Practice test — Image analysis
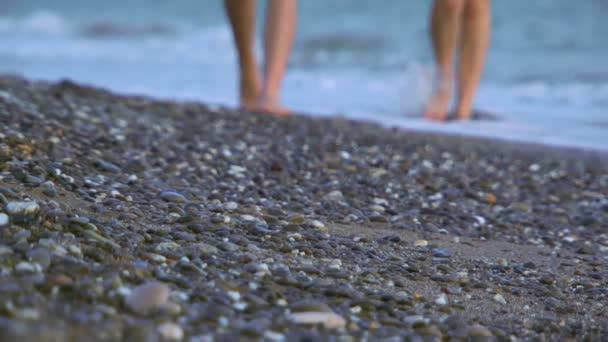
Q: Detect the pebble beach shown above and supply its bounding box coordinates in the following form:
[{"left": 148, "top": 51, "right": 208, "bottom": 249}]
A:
[{"left": 0, "top": 75, "right": 607, "bottom": 341}]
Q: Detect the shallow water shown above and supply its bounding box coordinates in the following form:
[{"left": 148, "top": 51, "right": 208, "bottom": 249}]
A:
[{"left": 1, "top": 0, "right": 607, "bottom": 150}]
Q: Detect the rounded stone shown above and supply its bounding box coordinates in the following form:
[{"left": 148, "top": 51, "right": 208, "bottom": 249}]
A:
[
  {"left": 0, "top": 213, "right": 8, "bottom": 227},
  {"left": 160, "top": 191, "right": 187, "bottom": 203},
  {"left": 125, "top": 282, "right": 170, "bottom": 314},
  {"left": 287, "top": 312, "right": 346, "bottom": 329},
  {"left": 157, "top": 322, "right": 183, "bottom": 340},
  {"left": 468, "top": 324, "right": 494, "bottom": 338},
  {"left": 6, "top": 201, "right": 40, "bottom": 224}
]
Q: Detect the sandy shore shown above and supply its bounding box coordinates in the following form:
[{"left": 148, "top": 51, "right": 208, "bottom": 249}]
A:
[{"left": 0, "top": 75, "right": 607, "bottom": 340}]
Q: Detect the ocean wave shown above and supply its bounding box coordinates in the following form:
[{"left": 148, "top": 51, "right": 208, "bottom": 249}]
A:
[
  {"left": 79, "top": 22, "right": 177, "bottom": 39},
  {"left": 0, "top": 10, "right": 69, "bottom": 35}
]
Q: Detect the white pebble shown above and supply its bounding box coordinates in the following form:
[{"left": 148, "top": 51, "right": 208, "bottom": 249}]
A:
[
  {"left": 15, "top": 261, "right": 38, "bottom": 273},
  {"left": 287, "top": 312, "right": 346, "bottom": 329},
  {"left": 414, "top": 240, "right": 428, "bottom": 247},
  {"left": 157, "top": 322, "right": 183, "bottom": 340},
  {"left": 0, "top": 213, "right": 9, "bottom": 226},
  {"left": 264, "top": 331, "right": 286, "bottom": 342},
  {"left": 435, "top": 294, "right": 448, "bottom": 306},
  {"left": 226, "top": 290, "right": 241, "bottom": 302},
  {"left": 310, "top": 220, "right": 325, "bottom": 229},
  {"left": 125, "top": 282, "right": 170, "bottom": 314},
  {"left": 224, "top": 201, "right": 238, "bottom": 210},
  {"left": 493, "top": 293, "right": 507, "bottom": 305}
]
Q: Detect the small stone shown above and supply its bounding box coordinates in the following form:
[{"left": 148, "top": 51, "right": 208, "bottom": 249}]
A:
[
  {"left": 255, "top": 263, "right": 271, "bottom": 276},
  {"left": 195, "top": 243, "right": 219, "bottom": 256},
  {"left": 42, "top": 181, "right": 57, "bottom": 197},
  {"left": 219, "top": 241, "right": 239, "bottom": 252},
  {"left": 159, "top": 302, "right": 182, "bottom": 316},
  {"left": 14, "top": 308, "right": 40, "bottom": 321},
  {"left": 125, "top": 282, "right": 170, "bottom": 314},
  {"left": 0, "top": 245, "right": 13, "bottom": 255},
  {"left": 414, "top": 239, "right": 428, "bottom": 247},
  {"left": 468, "top": 324, "right": 493, "bottom": 337},
  {"left": 0, "top": 213, "right": 8, "bottom": 227},
  {"left": 157, "top": 322, "right": 183, "bottom": 340},
  {"left": 434, "top": 294, "right": 448, "bottom": 306},
  {"left": 224, "top": 201, "right": 238, "bottom": 211},
  {"left": 287, "top": 312, "right": 346, "bottom": 329},
  {"left": 6, "top": 201, "right": 40, "bottom": 224},
  {"left": 291, "top": 300, "right": 333, "bottom": 313},
  {"left": 95, "top": 159, "right": 122, "bottom": 173},
  {"left": 240, "top": 215, "right": 256, "bottom": 222},
  {"left": 160, "top": 191, "right": 187, "bottom": 203},
  {"left": 493, "top": 294, "right": 507, "bottom": 305},
  {"left": 369, "top": 204, "right": 385, "bottom": 213},
  {"left": 432, "top": 248, "right": 451, "bottom": 258},
  {"left": 26, "top": 248, "right": 52, "bottom": 269},
  {"left": 309, "top": 220, "right": 328, "bottom": 233},
  {"left": 324, "top": 190, "right": 344, "bottom": 202},
  {"left": 263, "top": 331, "right": 286, "bottom": 342},
  {"left": 15, "top": 261, "right": 39, "bottom": 273}
]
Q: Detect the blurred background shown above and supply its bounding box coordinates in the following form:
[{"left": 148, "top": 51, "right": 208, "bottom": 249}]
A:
[{"left": 1, "top": 0, "right": 606, "bottom": 149}]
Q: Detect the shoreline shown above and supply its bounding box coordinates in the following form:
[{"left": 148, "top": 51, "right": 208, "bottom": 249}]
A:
[
  {"left": 7, "top": 73, "right": 608, "bottom": 163},
  {"left": 1, "top": 75, "right": 607, "bottom": 340}
]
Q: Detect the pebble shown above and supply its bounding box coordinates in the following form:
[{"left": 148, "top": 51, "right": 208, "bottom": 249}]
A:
[
  {"left": 434, "top": 294, "right": 448, "bottom": 306},
  {"left": 195, "top": 243, "right": 219, "bottom": 256},
  {"left": 309, "top": 220, "right": 328, "bottom": 233},
  {"left": 224, "top": 201, "right": 238, "bottom": 211},
  {"left": 42, "top": 181, "right": 57, "bottom": 197},
  {"left": 324, "top": 190, "right": 344, "bottom": 202},
  {"left": 15, "top": 261, "right": 39, "bottom": 273},
  {"left": 287, "top": 312, "right": 346, "bottom": 329},
  {"left": 26, "top": 248, "right": 52, "bottom": 269},
  {"left": 6, "top": 201, "right": 40, "bottom": 223},
  {"left": 432, "top": 248, "right": 451, "bottom": 258},
  {"left": 0, "top": 213, "right": 8, "bottom": 227},
  {"left": 95, "top": 159, "right": 122, "bottom": 173},
  {"left": 160, "top": 191, "right": 187, "bottom": 203},
  {"left": 468, "top": 324, "right": 494, "bottom": 337},
  {"left": 125, "top": 282, "right": 170, "bottom": 314},
  {"left": 157, "top": 322, "right": 184, "bottom": 340},
  {"left": 493, "top": 294, "right": 507, "bottom": 305},
  {"left": 291, "top": 300, "right": 333, "bottom": 313},
  {"left": 414, "top": 239, "right": 428, "bottom": 247}
]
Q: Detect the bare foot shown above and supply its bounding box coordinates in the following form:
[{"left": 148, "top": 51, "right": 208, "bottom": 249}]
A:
[
  {"left": 424, "top": 78, "right": 451, "bottom": 121},
  {"left": 239, "top": 69, "right": 261, "bottom": 111},
  {"left": 455, "top": 110, "right": 472, "bottom": 121},
  {"left": 257, "top": 96, "right": 291, "bottom": 116},
  {"left": 454, "top": 104, "right": 473, "bottom": 120}
]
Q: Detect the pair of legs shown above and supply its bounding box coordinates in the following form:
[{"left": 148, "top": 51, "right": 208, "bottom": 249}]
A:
[
  {"left": 224, "top": 0, "right": 297, "bottom": 116},
  {"left": 425, "top": 0, "right": 491, "bottom": 121}
]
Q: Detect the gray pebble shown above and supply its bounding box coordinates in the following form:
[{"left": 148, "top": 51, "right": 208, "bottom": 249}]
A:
[
  {"left": 0, "top": 213, "right": 8, "bottom": 227},
  {"left": 125, "top": 282, "right": 170, "bottom": 315},
  {"left": 160, "top": 191, "right": 187, "bottom": 203}
]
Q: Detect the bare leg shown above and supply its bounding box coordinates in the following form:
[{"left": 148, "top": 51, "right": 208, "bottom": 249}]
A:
[
  {"left": 425, "top": 0, "right": 464, "bottom": 121},
  {"left": 455, "top": 0, "right": 490, "bottom": 119},
  {"left": 260, "top": 0, "right": 297, "bottom": 116},
  {"left": 224, "top": 0, "right": 261, "bottom": 111}
]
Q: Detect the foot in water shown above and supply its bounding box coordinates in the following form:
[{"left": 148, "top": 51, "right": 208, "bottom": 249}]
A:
[{"left": 424, "top": 77, "right": 451, "bottom": 121}]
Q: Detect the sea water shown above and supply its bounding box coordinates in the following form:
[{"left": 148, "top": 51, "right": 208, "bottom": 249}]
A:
[{"left": 1, "top": 0, "right": 606, "bottom": 150}]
